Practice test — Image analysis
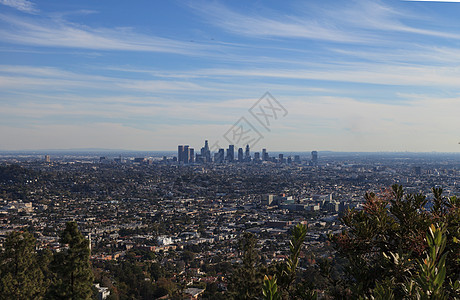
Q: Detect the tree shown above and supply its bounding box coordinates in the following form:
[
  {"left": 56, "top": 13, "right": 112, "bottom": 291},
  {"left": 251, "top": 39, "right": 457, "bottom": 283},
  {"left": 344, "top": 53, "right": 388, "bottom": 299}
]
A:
[
  {"left": 405, "top": 224, "right": 449, "bottom": 299},
  {"left": 228, "top": 232, "right": 265, "bottom": 300},
  {"left": 0, "top": 231, "right": 45, "bottom": 299},
  {"left": 262, "top": 275, "right": 281, "bottom": 300},
  {"left": 47, "top": 221, "right": 94, "bottom": 299},
  {"left": 332, "top": 185, "right": 460, "bottom": 299},
  {"left": 263, "top": 223, "right": 317, "bottom": 300}
]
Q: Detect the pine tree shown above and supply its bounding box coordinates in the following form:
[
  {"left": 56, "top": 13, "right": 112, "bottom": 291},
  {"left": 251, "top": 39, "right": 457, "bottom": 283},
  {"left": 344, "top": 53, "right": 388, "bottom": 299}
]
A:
[
  {"left": 0, "top": 231, "right": 45, "bottom": 299},
  {"left": 228, "top": 232, "right": 265, "bottom": 300},
  {"left": 47, "top": 221, "right": 93, "bottom": 299}
]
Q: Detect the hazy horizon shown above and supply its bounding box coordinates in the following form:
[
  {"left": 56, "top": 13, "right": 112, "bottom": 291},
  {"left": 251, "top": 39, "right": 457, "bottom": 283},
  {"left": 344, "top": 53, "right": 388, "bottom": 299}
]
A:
[{"left": 2, "top": 1, "right": 460, "bottom": 152}]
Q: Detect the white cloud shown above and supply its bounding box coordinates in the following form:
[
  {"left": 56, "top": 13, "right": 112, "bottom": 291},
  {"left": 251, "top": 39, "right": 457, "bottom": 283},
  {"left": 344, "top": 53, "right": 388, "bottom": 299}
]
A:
[
  {"left": 0, "top": 13, "right": 214, "bottom": 55},
  {"left": 404, "top": 0, "right": 460, "bottom": 2},
  {"left": 120, "top": 63, "right": 460, "bottom": 88},
  {"left": 190, "top": 0, "right": 460, "bottom": 43},
  {"left": 0, "top": 0, "right": 38, "bottom": 14},
  {"left": 189, "top": 2, "right": 367, "bottom": 43}
]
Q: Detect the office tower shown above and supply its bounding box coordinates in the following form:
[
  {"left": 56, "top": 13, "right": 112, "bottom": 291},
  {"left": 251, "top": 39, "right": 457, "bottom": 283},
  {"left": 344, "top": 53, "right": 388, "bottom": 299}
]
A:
[
  {"left": 279, "top": 154, "right": 284, "bottom": 163},
  {"left": 287, "top": 156, "right": 292, "bottom": 164},
  {"left": 262, "top": 149, "right": 267, "bottom": 161},
  {"left": 227, "top": 145, "right": 234, "bottom": 162},
  {"left": 219, "top": 149, "right": 225, "bottom": 163},
  {"left": 311, "top": 151, "right": 318, "bottom": 165},
  {"left": 254, "top": 152, "right": 260, "bottom": 161},
  {"left": 184, "top": 145, "right": 189, "bottom": 164},
  {"left": 294, "top": 155, "right": 301, "bottom": 164},
  {"left": 200, "top": 140, "right": 211, "bottom": 163},
  {"left": 215, "top": 149, "right": 225, "bottom": 163},
  {"left": 189, "top": 148, "right": 194, "bottom": 163},
  {"left": 45, "top": 155, "right": 50, "bottom": 163},
  {"left": 263, "top": 194, "right": 275, "bottom": 206},
  {"left": 238, "top": 148, "right": 244, "bottom": 162},
  {"left": 245, "top": 144, "right": 250, "bottom": 162},
  {"left": 178, "top": 145, "right": 184, "bottom": 163}
]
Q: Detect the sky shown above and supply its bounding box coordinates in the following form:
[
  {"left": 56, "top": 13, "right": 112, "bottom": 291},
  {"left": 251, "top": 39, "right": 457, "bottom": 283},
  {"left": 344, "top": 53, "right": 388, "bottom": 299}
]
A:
[{"left": 1, "top": 0, "right": 460, "bottom": 152}]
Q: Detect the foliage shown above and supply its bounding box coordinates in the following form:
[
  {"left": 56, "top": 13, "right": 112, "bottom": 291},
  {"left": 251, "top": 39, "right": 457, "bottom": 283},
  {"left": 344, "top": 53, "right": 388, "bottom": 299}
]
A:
[
  {"left": 47, "top": 221, "right": 94, "bottom": 299},
  {"left": 332, "top": 185, "right": 460, "bottom": 298},
  {"left": 399, "top": 224, "right": 449, "bottom": 299},
  {"left": 263, "top": 223, "right": 317, "bottom": 300},
  {"left": 228, "top": 232, "right": 266, "bottom": 300},
  {"left": 0, "top": 231, "right": 45, "bottom": 299},
  {"left": 263, "top": 275, "right": 281, "bottom": 300}
]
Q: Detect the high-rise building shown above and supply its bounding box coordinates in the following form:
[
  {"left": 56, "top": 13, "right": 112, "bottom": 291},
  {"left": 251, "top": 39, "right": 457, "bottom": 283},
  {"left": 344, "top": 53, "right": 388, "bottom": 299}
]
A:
[
  {"left": 294, "top": 155, "right": 301, "bottom": 164},
  {"left": 178, "top": 146, "right": 184, "bottom": 163},
  {"left": 263, "top": 194, "right": 275, "bottom": 206},
  {"left": 254, "top": 152, "right": 260, "bottom": 161},
  {"left": 311, "top": 151, "right": 318, "bottom": 165},
  {"left": 245, "top": 144, "right": 250, "bottom": 162},
  {"left": 262, "top": 149, "right": 267, "bottom": 161},
  {"left": 226, "top": 145, "right": 234, "bottom": 162},
  {"left": 195, "top": 154, "right": 203, "bottom": 163},
  {"left": 184, "top": 145, "right": 189, "bottom": 164},
  {"left": 45, "top": 155, "right": 50, "bottom": 163},
  {"left": 189, "top": 148, "right": 194, "bottom": 163},
  {"left": 200, "top": 140, "right": 211, "bottom": 163},
  {"left": 238, "top": 148, "right": 244, "bottom": 162},
  {"left": 215, "top": 149, "right": 225, "bottom": 163},
  {"left": 287, "top": 156, "right": 292, "bottom": 164},
  {"left": 279, "top": 154, "right": 284, "bottom": 163}
]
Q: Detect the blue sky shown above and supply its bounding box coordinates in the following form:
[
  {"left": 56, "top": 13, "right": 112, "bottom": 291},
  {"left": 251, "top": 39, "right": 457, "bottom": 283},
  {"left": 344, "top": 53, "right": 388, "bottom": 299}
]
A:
[{"left": 1, "top": 0, "right": 460, "bottom": 152}]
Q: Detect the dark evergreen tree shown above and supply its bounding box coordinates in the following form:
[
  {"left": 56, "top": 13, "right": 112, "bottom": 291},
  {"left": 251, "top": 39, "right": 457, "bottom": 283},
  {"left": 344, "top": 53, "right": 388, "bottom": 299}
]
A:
[
  {"left": 47, "top": 221, "right": 94, "bottom": 299},
  {"left": 228, "top": 232, "right": 265, "bottom": 300},
  {"left": 0, "top": 231, "right": 45, "bottom": 299}
]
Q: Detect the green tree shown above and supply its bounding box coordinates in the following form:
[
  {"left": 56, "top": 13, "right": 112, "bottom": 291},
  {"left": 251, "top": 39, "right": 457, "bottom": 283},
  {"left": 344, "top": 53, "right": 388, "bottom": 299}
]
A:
[
  {"left": 262, "top": 275, "right": 281, "bottom": 300},
  {"left": 332, "top": 185, "right": 460, "bottom": 299},
  {"left": 405, "top": 224, "right": 449, "bottom": 299},
  {"left": 47, "top": 221, "right": 94, "bottom": 299},
  {"left": 263, "top": 223, "right": 317, "bottom": 300},
  {"left": 228, "top": 232, "right": 265, "bottom": 300},
  {"left": 0, "top": 231, "right": 45, "bottom": 299}
]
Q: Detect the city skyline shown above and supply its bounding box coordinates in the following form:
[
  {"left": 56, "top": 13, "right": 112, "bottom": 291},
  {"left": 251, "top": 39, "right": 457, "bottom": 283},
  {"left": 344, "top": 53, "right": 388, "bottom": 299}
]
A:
[
  {"left": 2, "top": 1, "right": 460, "bottom": 151},
  {"left": 176, "top": 140, "right": 312, "bottom": 164}
]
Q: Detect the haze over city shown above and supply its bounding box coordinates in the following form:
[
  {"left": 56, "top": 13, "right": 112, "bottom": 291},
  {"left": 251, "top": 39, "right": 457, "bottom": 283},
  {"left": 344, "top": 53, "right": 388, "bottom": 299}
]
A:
[{"left": 1, "top": 0, "right": 460, "bottom": 151}]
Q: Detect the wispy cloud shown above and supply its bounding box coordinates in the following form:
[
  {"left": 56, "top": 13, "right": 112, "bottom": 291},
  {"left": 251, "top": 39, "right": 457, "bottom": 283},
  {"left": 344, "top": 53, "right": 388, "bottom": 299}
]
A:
[
  {"left": 0, "top": 65, "right": 224, "bottom": 94},
  {"left": 404, "top": 0, "right": 460, "bottom": 2},
  {"left": 0, "top": 0, "right": 38, "bottom": 14},
  {"left": 190, "top": 0, "right": 460, "bottom": 43},
  {"left": 0, "top": 13, "right": 214, "bottom": 55},
  {"left": 189, "top": 2, "right": 367, "bottom": 43},
  {"left": 103, "top": 62, "right": 460, "bottom": 88},
  {"left": 334, "top": 1, "right": 460, "bottom": 39}
]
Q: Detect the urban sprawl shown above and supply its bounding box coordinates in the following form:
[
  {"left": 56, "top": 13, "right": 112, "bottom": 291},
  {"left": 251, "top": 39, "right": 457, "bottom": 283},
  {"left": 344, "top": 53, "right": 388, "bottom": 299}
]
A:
[{"left": 1, "top": 143, "right": 460, "bottom": 299}]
